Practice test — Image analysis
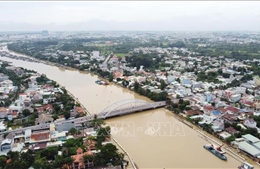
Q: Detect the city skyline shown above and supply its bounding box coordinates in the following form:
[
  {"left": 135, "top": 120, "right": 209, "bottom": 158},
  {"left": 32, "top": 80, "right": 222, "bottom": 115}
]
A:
[{"left": 1, "top": 1, "right": 260, "bottom": 31}]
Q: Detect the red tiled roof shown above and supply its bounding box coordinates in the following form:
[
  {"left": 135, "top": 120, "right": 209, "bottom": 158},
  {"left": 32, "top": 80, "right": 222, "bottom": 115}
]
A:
[
  {"left": 203, "top": 105, "right": 214, "bottom": 111},
  {"left": 0, "top": 107, "right": 7, "bottom": 112},
  {"left": 75, "top": 107, "right": 85, "bottom": 114},
  {"left": 43, "top": 104, "right": 54, "bottom": 111},
  {"left": 31, "top": 143, "right": 47, "bottom": 150},
  {"left": 185, "top": 110, "right": 203, "bottom": 116},
  {"left": 217, "top": 107, "right": 227, "bottom": 113},
  {"left": 30, "top": 132, "right": 50, "bottom": 141},
  {"left": 226, "top": 106, "right": 240, "bottom": 113},
  {"left": 223, "top": 114, "right": 237, "bottom": 122},
  {"left": 225, "top": 126, "right": 239, "bottom": 134},
  {"left": 76, "top": 147, "right": 83, "bottom": 154},
  {"left": 240, "top": 100, "right": 254, "bottom": 107}
]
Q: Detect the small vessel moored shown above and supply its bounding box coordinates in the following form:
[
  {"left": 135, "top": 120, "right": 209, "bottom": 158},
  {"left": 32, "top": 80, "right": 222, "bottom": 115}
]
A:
[
  {"left": 205, "top": 144, "right": 226, "bottom": 154},
  {"left": 238, "top": 162, "right": 254, "bottom": 169},
  {"left": 203, "top": 145, "right": 227, "bottom": 161}
]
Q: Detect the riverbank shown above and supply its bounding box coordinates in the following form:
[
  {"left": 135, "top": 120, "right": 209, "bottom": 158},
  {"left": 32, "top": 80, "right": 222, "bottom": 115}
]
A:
[
  {"left": 171, "top": 112, "right": 260, "bottom": 166},
  {"left": 1, "top": 45, "right": 258, "bottom": 166}
]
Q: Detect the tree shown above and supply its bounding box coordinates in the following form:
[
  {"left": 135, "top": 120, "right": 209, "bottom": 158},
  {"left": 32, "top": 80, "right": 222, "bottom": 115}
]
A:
[
  {"left": 53, "top": 155, "right": 73, "bottom": 168},
  {"left": 159, "top": 79, "right": 167, "bottom": 90},
  {"left": 83, "top": 154, "right": 95, "bottom": 167},
  {"left": 20, "top": 149, "right": 35, "bottom": 168},
  {"left": 208, "top": 86, "right": 214, "bottom": 92},
  {"left": 90, "top": 114, "right": 104, "bottom": 130},
  {"left": 32, "top": 157, "right": 50, "bottom": 169},
  {"left": 40, "top": 147, "right": 58, "bottom": 161},
  {"left": 134, "top": 82, "right": 140, "bottom": 92},
  {"left": 98, "top": 143, "right": 118, "bottom": 165},
  {"left": 0, "top": 156, "right": 7, "bottom": 169},
  {"left": 97, "top": 126, "right": 111, "bottom": 146},
  {"left": 226, "top": 136, "right": 235, "bottom": 144},
  {"left": 69, "top": 127, "right": 81, "bottom": 135},
  {"left": 22, "top": 109, "right": 31, "bottom": 117}
]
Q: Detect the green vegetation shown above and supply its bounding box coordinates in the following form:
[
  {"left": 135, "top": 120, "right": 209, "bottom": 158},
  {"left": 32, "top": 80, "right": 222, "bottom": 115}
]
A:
[
  {"left": 133, "top": 82, "right": 167, "bottom": 101},
  {"left": 114, "top": 53, "right": 127, "bottom": 58}
]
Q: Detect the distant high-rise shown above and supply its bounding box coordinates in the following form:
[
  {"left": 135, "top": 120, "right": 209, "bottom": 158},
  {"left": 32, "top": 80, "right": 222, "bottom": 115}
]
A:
[{"left": 42, "top": 30, "right": 49, "bottom": 36}]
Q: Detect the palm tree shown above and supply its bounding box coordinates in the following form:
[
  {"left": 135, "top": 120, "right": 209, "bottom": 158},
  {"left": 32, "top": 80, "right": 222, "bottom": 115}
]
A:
[
  {"left": 83, "top": 154, "right": 95, "bottom": 168},
  {"left": 90, "top": 114, "right": 104, "bottom": 130}
]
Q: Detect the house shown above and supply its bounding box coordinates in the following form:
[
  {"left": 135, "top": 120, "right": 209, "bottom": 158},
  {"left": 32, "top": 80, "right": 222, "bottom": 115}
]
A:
[
  {"left": 205, "top": 92, "right": 214, "bottom": 103},
  {"left": 0, "top": 138, "right": 13, "bottom": 152},
  {"left": 254, "top": 96, "right": 260, "bottom": 113},
  {"left": 19, "top": 93, "right": 29, "bottom": 101},
  {"left": 222, "top": 114, "right": 237, "bottom": 124},
  {"left": 226, "top": 106, "right": 240, "bottom": 115},
  {"left": 36, "top": 104, "right": 53, "bottom": 114},
  {"left": 35, "top": 113, "right": 53, "bottom": 125},
  {"left": 0, "top": 73, "right": 9, "bottom": 82},
  {"left": 30, "top": 142, "right": 47, "bottom": 151},
  {"left": 51, "top": 131, "right": 67, "bottom": 141},
  {"left": 91, "top": 51, "right": 100, "bottom": 59},
  {"left": 0, "top": 107, "right": 7, "bottom": 119},
  {"left": 185, "top": 109, "right": 203, "bottom": 116},
  {"left": 43, "top": 104, "right": 54, "bottom": 113},
  {"left": 234, "top": 134, "right": 260, "bottom": 158},
  {"left": 230, "top": 94, "right": 241, "bottom": 103},
  {"left": 181, "top": 77, "right": 191, "bottom": 87},
  {"left": 113, "top": 70, "right": 123, "bottom": 79},
  {"left": 75, "top": 107, "right": 85, "bottom": 116},
  {"left": 203, "top": 105, "right": 214, "bottom": 115},
  {"left": 25, "top": 129, "right": 32, "bottom": 143},
  {"left": 9, "top": 100, "right": 25, "bottom": 113},
  {"left": 32, "top": 93, "right": 43, "bottom": 103},
  {"left": 225, "top": 126, "right": 239, "bottom": 135},
  {"left": 0, "top": 80, "right": 13, "bottom": 88},
  {"left": 55, "top": 119, "right": 75, "bottom": 132},
  {"left": 243, "top": 118, "right": 257, "bottom": 129},
  {"left": 240, "top": 99, "right": 254, "bottom": 111},
  {"left": 28, "top": 80, "right": 38, "bottom": 89},
  {"left": 30, "top": 131, "right": 50, "bottom": 144},
  {"left": 71, "top": 147, "right": 94, "bottom": 169},
  {"left": 6, "top": 109, "right": 19, "bottom": 120},
  {"left": 218, "top": 131, "right": 232, "bottom": 140},
  {"left": 0, "top": 121, "right": 7, "bottom": 132},
  {"left": 211, "top": 119, "right": 224, "bottom": 132}
]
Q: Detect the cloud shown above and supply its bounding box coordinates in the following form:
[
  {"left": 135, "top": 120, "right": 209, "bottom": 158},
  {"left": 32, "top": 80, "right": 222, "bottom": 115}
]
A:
[{"left": 0, "top": 1, "right": 260, "bottom": 31}]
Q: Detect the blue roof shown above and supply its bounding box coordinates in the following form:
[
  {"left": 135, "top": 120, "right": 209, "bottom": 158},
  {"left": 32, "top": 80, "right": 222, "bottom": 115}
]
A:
[{"left": 212, "top": 110, "right": 221, "bottom": 116}]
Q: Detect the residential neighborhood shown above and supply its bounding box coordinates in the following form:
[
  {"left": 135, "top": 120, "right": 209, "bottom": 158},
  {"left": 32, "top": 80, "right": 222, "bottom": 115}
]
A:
[
  {"left": 1, "top": 31, "right": 260, "bottom": 167},
  {"left": 0, "top": 61, "right": 127, "bottom": 168}
]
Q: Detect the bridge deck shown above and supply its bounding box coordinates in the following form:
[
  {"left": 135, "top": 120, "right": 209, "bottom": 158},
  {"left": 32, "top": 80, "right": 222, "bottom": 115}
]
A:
[{"left": 0, "top": 101, "right": 166, "bottom": 134}]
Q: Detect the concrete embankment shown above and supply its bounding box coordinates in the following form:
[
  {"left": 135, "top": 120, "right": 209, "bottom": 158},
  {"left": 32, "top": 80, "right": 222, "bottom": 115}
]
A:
[
  {"left": 172, "top": 112, "right": 246, "bottom": 163},
  {"left": 112, "top": 137, "right": 138, "bottom": 169}
]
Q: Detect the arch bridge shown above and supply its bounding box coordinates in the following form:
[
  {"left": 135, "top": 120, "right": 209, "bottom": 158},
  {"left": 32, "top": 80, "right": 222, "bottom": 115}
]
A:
[{"left": 97, "top": 99, "right": 166, "bottom": 119}]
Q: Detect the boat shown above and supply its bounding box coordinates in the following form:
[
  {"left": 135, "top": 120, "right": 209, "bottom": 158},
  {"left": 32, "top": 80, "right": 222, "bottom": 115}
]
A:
[
  {"left": 95, "top": 80, "right": 102, "bottom": 85},
  {"left": 203, "top": 145, "right": 227, "bottom": 161},
  {"left": 238, "top": 162, "right": 254, "bottom": 169},
  {"left": 206, "top": 144, "right": 226, "bottom": 154},
  {"left": 201, "top": 135, "right": 226, "bottom": 154}
]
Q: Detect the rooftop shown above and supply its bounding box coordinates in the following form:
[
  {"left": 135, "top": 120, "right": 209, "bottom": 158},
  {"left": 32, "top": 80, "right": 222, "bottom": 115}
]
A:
[
  {"left": 238, "top": 141, "right": 260, "bottom": 157},
  {"left": 242, "top": 134, "right": 260, "bottom": 143}
]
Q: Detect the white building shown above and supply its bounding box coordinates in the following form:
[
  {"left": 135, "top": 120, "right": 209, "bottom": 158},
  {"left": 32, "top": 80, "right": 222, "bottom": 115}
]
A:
[
  {"left": 91, "top": 51, "right": 100, "bottom": 59},
  {"left": 243, "top": 118, "right": 257, "bottom": 129}
]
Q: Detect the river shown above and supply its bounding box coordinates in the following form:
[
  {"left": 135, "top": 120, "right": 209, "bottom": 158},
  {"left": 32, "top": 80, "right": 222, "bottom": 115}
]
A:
[{"left": 0, "top": 46, "right": 255, "bottom": 169}]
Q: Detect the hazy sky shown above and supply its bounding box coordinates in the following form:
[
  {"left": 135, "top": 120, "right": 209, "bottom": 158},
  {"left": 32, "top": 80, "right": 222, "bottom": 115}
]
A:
[{"left": 1, "top": 1, "right": 260, "bottom": 31}]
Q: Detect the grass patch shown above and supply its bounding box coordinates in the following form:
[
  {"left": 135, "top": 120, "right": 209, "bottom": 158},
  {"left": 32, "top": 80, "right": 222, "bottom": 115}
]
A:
[{"left": 114, "top": 53, "right": 128, "bottom": 58}]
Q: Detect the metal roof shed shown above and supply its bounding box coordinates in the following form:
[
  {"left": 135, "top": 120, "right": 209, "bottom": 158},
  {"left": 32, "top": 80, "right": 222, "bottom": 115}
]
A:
[
  {"left": 242, "top": 134, "right": 260, "bottom": 144},
  {"left": 238, "top": 141, "right": 260, "bottom": 157}
]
